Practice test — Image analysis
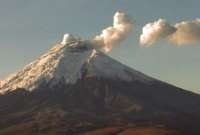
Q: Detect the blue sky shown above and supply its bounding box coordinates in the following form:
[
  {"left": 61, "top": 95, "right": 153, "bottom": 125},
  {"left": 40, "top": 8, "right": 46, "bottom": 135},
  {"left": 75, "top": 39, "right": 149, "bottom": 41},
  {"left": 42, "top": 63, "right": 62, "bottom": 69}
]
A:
[{"left": 0, "top": 0, "right": 199, "bottom": 93}]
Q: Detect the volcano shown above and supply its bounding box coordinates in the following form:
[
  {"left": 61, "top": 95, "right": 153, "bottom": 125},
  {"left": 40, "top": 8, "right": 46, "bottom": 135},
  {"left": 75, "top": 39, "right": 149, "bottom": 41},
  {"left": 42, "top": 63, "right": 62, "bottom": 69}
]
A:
[{"left": 0, "top": 39, "right": 200, "bottom": 135}]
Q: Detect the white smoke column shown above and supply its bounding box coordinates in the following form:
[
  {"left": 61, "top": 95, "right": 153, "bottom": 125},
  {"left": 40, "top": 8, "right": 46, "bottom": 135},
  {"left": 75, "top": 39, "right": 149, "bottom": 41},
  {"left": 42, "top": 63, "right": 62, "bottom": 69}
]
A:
[
  {"left": 140, "top": 19, "right": 176, "bottom": 46},
  {"left": 94, "top": 12, "right": 133, "bottom": 52},
  {"left": 61, "top": 33, "right": 76, "bottom": 45},
  {"left": 169, "top": 19, "right": 200, "bottom": 45},
  {"left": 140, "top": 18, "right": 200, "bottom": 46}
]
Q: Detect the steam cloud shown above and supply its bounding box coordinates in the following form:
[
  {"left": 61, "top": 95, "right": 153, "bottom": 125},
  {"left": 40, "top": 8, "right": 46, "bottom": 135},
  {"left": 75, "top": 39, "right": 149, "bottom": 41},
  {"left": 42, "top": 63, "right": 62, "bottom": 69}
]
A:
[
  {"left": 61, "top": 34, "right": 76, "bottom": 45},
  {"left": 94, "top": 11, "right": 133, "bottom": 52},
  {"left": 140, "top": 19, "right": 176, "bottom": 46},
  {"left": 140, "top": 18, "right": 200, "bottom": 46},
  {"left": 170, "top": 19, "right": 200, "bottom": 45}
]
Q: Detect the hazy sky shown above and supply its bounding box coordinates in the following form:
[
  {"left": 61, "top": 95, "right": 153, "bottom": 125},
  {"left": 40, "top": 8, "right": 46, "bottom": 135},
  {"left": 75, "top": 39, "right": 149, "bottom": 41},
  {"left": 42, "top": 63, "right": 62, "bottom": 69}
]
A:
[{"left": 0, "top": 0, "right": 199, "bottom": 93}]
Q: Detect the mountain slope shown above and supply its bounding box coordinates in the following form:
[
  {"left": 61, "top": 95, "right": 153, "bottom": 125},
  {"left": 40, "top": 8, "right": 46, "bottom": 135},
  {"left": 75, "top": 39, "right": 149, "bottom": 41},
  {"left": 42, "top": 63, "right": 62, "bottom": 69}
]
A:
[
  {"left": 0, "top": 40, "right": 151, "bottom": 93},
  {"left": 0, "top": 40, "right": 200, "bottom": 135}
]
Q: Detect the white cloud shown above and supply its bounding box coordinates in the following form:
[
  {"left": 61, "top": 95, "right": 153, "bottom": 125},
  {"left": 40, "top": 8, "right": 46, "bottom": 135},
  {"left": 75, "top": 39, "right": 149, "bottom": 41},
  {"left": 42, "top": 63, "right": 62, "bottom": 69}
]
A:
[
  {"left": 94, "top": 11, "right": 133, "bottom": 52},
  {"left": 61, "top": 33, "right": 76, "bottom": 45},
  {"left": 169, "top": 19, "right": 200, "bottom": 45},
  {"left": 140, "top": 19, "right": 176, "bottom": 46},
  {"left": 140, "top": 18, "right": 200, "bottom": 46}
]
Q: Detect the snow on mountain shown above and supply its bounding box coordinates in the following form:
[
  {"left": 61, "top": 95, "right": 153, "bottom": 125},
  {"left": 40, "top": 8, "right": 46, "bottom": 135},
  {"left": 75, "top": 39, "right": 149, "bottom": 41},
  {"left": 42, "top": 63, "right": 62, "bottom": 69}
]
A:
[{"left": 0, "top": 37, "right": 152, "bottom": 94}]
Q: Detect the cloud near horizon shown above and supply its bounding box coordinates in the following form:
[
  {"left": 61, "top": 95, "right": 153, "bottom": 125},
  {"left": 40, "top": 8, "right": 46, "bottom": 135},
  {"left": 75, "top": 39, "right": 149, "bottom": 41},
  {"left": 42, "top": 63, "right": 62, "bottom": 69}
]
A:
[{"left": 140, "top": 18, "right": 200, "bottom": 46}]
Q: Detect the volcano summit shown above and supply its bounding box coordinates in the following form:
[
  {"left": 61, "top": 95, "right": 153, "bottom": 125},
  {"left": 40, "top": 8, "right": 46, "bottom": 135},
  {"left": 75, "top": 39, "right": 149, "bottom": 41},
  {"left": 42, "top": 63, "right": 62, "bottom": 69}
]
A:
[{"left": 0, "top": 36, "right": 151, "bottom": 93}]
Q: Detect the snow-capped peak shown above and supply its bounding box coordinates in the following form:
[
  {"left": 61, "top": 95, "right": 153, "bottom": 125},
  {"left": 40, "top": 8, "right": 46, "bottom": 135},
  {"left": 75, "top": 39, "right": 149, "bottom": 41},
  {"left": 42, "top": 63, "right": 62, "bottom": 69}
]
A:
[
  {"left": 0, "top": 40, "right": 93, "bottom": 93},
  {"left": 0, "top": 37, "right": 152, "bottom": 94}
]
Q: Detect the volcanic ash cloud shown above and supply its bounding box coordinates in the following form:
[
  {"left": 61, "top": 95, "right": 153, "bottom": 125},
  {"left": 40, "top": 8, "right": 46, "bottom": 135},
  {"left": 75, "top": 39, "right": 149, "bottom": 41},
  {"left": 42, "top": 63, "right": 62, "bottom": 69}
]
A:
[
  {"left": 140, "top": 19, "right": 176, "bottom": 46},
  {"left": 140, "top": 18, "right": 200, "bottom": 46},
  {"left": 169, "top": 19, "right": 200, "bottom": 45},
  {"left": 61, "top": 34, "right": 76, "bottom": 45},
  {"left": 94, "top": 11, "right": 133, "bottom": 52}
]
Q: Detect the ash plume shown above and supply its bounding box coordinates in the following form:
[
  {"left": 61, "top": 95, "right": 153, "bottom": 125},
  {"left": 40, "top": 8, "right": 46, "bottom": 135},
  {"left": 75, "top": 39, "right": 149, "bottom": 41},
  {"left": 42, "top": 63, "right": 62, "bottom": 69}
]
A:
[
  {"left": 140, "top": 18, "right": 200, "bottom": 46},
  {"left": 94, "top": 11, "right": 133, "bottom": 52},
  {"left": 169, "top": 19, "right": 200, "bottom": 45},
  {"left": 140, "top": 19, "right": 176, "bottom": 46},
  {"left": 61, "top": 34, "right": 76, "bottom": 45}
]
